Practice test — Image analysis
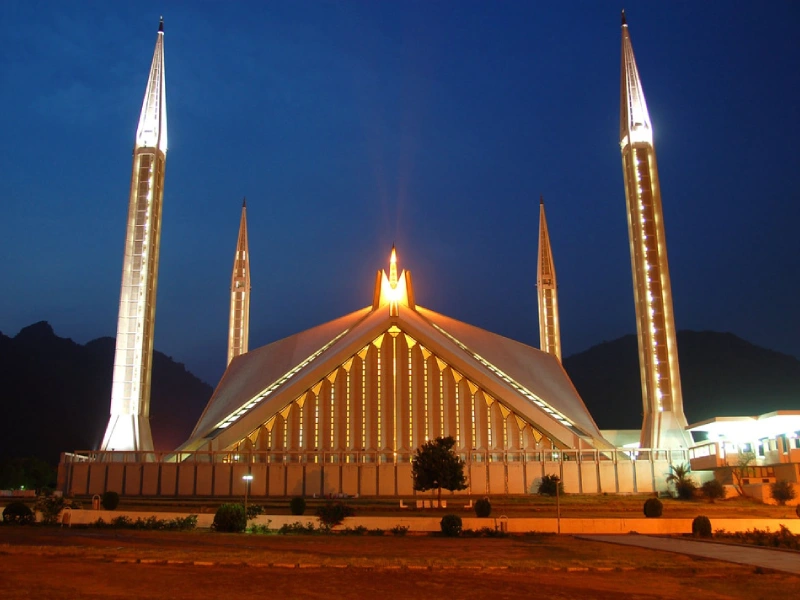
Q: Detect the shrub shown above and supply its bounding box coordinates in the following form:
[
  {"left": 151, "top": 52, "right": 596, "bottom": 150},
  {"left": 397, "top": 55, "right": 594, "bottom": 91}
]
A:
[
  {"left": 246, "top": 504, "right": 265, "bottom": 519},
  {"left": 701, "top": 479, "right": 725, "bottom": 503},
  {"left": 279, "top": 521, "right": 318, "bottom": 535},
  {"left": 343, "top": 525, "right": 368, "bottom": 535},
  {"left": 290, "top": 496, "right": 306, "bottom": 515},
  {"left": 2, "top": 501, "right": 34, "bottom": 525},
  {"left": 101, "top": 491, "right": 120, "bottom": 510},
  {"left": 474, "top": 497, "right": 492, "bottom": 518},
  {"left": 315, "top": 501, "right": 354, "bottom": 529},
  {"left": 692, "top": 516, "right": 712, "bottom": 537},
  {"left": 770, "top": 480, "right": 796, "bottom": 506},
  {"left": 643, "top": 497, "right": 663, "bottom": 518},
  {"left": 674, "top": 479, "right": 697, "bottom": 500},
  {"left": 249, "top": 521, "right": 273, "bottom": 535},
  {"left": 538, "top": 474, "right": 563, "bottom": 496},
  {"left": 368, "top": 528, "right": 385, "bottom": 536},
  {"left": 35, "top": 494, "right": 65, "bottom": 525},
  {"left": 390, "top": 525, "right": 409, "bottom": 536},
  {"left": 212, "top": 503, "right": 246, "bottom": 533},
  {"left": 440, "top": 514, "right": 462, "bottom": 537}
]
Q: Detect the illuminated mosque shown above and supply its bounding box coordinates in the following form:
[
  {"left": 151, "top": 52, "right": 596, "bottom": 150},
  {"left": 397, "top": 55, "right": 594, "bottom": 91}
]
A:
[{"left": 60, "top": 14, "right": 799, "bottom": 499}]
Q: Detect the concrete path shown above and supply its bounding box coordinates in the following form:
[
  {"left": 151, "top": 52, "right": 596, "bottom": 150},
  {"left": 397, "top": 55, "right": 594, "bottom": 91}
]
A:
[{"left": 578, "top": 535, "right": 800, "bottom": 575}]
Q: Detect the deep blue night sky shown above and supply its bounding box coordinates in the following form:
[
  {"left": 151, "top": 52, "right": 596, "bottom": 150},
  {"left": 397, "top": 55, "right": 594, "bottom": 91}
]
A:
[{"left": 1, "top": 1, "right": 798, "bottom": 387}]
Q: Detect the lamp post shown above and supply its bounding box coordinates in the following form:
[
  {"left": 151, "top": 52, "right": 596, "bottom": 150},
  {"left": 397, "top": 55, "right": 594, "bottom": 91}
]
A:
[{"left": 242, "top": 473, "right": 254, "bottom": 521}]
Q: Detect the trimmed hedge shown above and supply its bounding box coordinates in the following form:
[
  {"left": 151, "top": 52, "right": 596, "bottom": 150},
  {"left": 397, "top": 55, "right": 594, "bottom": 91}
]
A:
[
  {"left": 692, "top": 515, "right": 712, "bottom": 537},
  {"left": 212, "top": 503, "right": 246, "bottom": 533},
  {"left": 474, "top": 497, "right": 492, "bottom": 518},
  {"left": 440, "top": 514, "right": 462, "bottom": 537},
  {"left": 290, "top": 497, "right": 306, "bottom": 516},
  {"left": 643, "top": 497, "right": 663, "bottom": 518},
  {"left": 2, "top": 501, "right": 34, "bottom": 525},
  {"left": 101, "top": 491, "right": 120, "bottom": 510}
]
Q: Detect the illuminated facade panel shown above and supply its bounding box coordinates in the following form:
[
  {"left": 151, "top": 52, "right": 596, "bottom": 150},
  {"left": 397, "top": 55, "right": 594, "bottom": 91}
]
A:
[
  {"left": 536, "top": 197, "right": 562, "bottom": 361},
  {"left": 101, "top": 19, "right": 167, "bottom": 452},
  {"left": 619, "top": 13, "right": 691, "bottom": 449},
  {"left": 227, "top": 199, "right": 251, "bottom": 366}
]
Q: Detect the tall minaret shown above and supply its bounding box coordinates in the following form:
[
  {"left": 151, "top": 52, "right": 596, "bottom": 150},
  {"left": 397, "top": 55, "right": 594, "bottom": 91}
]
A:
[
  {"left": 227, "top": 199, "right": 251, "bottom": 365},
  {"left": 619, "top": 12, "right": 691, "bottom": 449},
  {"left": 536, "top": 197, "right": 561, "bottom": 361},
  {"left": 101, "top": 19, "right": 168, "bottom": 452}
]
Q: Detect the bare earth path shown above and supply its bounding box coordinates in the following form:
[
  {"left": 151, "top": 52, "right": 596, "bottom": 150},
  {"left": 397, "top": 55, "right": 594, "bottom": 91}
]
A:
[
  {"left": 1, "top": 528, "right": 799, "bottom": 599},
  {"left": 580, "top": 534, "right": 800, "bottom": 575}
]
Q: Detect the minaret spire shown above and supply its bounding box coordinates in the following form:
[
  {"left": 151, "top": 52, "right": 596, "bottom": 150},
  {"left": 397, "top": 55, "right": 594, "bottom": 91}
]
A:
[
  {"left": 227, "top": 199, "right": 251, "bottom": 366},
  {"left": 536, "top": 196, "right": 562, "bottom": 361},
  {"left": 619, "top": 16, "right": 690, "bottom": 449},
  {"left": 101, "top": 19, "right": 167, "bottom": 452}
]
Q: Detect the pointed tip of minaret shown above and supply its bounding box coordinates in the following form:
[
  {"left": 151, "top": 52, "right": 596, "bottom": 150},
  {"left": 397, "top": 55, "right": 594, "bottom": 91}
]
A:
[
  {"left": 540, "top": 195, "right": 544, "bottom": 206},
  {"left": 242, "top": 197, "right": 247, "bottom": 208},
  {"left": 159, "top": 16, "right": 164, "bottom": 33},
  {"left": 621, "top": 10, "right": 627, "bottom": 26},
  {"left": 390, "top": 243, "right": 397, "bottom": 262}
]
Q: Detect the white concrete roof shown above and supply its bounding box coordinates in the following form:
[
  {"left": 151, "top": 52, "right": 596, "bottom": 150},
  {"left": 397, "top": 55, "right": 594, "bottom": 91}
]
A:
[{"left": 180, "top": 303, "right": 610, "bottom": 451}]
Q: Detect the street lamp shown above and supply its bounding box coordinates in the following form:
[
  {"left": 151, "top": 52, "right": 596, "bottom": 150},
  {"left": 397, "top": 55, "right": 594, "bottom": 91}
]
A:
[{"left": 242, "top": 473, "right": 254, "bottom": 520}]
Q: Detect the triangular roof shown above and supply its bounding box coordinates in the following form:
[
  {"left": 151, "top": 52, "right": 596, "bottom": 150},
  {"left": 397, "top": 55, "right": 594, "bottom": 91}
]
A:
[{"left": 180, "top": 300, "right": 610, "bottom": 452}]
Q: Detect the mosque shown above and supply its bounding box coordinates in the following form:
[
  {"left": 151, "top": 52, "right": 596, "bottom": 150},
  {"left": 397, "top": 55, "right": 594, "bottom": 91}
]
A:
[{"left": 59, "top": 14, "right": 799, "bottom": 501}]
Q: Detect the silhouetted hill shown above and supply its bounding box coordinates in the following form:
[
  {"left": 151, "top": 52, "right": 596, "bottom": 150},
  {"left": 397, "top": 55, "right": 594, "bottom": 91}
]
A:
[
  {"left": 0, "top": 322, "right": 213, "bottom": 464},
  {"left": 564, "top": 331, "right": 800, "bottom": 430}
]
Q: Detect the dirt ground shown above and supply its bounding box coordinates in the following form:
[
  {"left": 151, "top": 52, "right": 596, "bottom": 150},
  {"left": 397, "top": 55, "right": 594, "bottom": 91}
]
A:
[{"left": 1, "top": 528, "right": 799, "bottom": 599}]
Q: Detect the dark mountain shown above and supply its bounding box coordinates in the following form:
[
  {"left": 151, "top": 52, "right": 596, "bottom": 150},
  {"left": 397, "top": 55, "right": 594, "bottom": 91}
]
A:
[
  {"left": 564, "top": 331, "right": 800, "bottom": 430},
  {"left": 0, "top": 322, "right": 213, "bottom": 464}
]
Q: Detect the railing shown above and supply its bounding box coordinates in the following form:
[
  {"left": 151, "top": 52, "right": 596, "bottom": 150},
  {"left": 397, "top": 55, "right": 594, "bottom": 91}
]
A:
[{"left": 62, "top": 447, "right": 691, "bottom": 465}]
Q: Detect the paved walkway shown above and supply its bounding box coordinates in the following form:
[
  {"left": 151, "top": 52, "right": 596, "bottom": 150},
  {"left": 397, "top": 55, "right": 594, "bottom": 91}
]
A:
[{"left": 578, "top": 535, "right": 800, "bottom": 575}]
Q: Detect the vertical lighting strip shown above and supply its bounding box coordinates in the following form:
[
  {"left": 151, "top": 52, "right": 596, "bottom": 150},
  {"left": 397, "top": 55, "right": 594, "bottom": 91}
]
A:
[
  {"left": 361, "top": 353, "right": 366, "bottom": 449},
  {"left": 345, "top": 370, "right": 351, "bottom": 450},
  {"left": 330, "top": 380, "right": 335, "bottom": 451},
  {"left": 298, "top": 401, "right": 304, "bottom": 449},
  {"left": 408, "top": 347, "right": 413, "bottom": 448},
  {"left": 377, "top": 344, "right": 382, "bottom": 449},
  {"left": 454, "top": 380, "right": 460, "bottom": 445},
  {"left": 487, "top": 400, "right": 493, "bottom": 450},
  {"left": 439, "top": 368, "right": 444, "bottom": 436},
  {"left": 283, "top": 411, "right": 288, "bottom": 450},
  {"left": 392, "top": 334, "right": 397, "bottom": 452},
  {"left": 423, "top": 352, "right": 429, "bottom": 439}
]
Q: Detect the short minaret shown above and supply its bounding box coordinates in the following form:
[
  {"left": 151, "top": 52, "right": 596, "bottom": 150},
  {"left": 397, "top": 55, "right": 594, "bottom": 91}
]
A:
[
  {"left": 536, "top": 197, "right": 561, "bottom": 361},
  {"left": 227, "top": 199, "right": 251, "bottom": 365},
  {"left": 619, "top": 12, "right": 691, "bottom": 449},
  {"left": 101, "top": 19, "right": 168, "bottom": 452}
]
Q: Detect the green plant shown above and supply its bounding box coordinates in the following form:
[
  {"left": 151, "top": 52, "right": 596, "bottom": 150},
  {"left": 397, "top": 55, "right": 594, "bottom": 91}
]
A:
[
  {"left": 390, "top": 525, "right": 409, "bottom": 536},
  {"left": 412, "top": 436, "right": 468, "bottom": 506},
  {"left": 315, "top": 501, "right": 354, "bottom": 530},
  {"left": 278, "top": 521, "right": 318, "bottom": 535},
  {"left": 701, "top": 479, "right": 725, "bottom": 503},
  {"left": 35, "top": 493, "right": 65, "bottom": 525},
  {"left": 343, "top": 525, "right": 368, "bottom": 535},
  {"left": 538, "top": 474, "right": 563, "bottom": 496},
  {"left": 368, "top": 528, "right": 385, "bottom": 536},
  {"left": 770, "top": 480, "right": 796, "bottom": 506},
  {"left": 474, "top": 497, "right": 492, "bottom": 518},
  {"left": 246, "top": 504, "right": 265, "bottom": 519},
  {"left": 2, "top": 501, "right": 34, "bottom": 525},
  {"left": 212, "top": 503, "right": 246, "bottom": 533},
  {"left": 101, "top": 491, "right": 120, "bottom": 510},
  {"left": 290, "top": 496, "right": 306, "bottom": 515},
  {"left": 643, "top": 497, "right": 663, "bottom": 518},
  {"left": 666, "top": 464, "right": 696, "bottom": 500},
  {"left": 248, "top": 520, "right": 273, "bottom": 534},
  {"left": 692, "top": 515, "right": 712, "bottom": 537},
  {"left": 440, "top": 514, "right": 462, "bottom": 537}
]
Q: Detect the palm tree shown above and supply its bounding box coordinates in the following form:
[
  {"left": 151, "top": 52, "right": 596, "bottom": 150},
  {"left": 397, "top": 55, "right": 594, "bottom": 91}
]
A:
[{"left": 666, "top": 463, "right": 696, "bottom": 500}]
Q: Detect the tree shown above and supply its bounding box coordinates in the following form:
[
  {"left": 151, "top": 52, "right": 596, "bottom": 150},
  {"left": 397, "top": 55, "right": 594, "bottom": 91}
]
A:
[
  {"left": 727, "top": 451, "right": 756, "bottom": 496},
  {"left": 770, "top": 480, "right": 796, "bottom": 506},
  {"left": 411, "top": 436, "right": 467, "bottom": 505},
  {"left": 701, "top": 479, "right": 725, "bottom": 503},
  {"left": 666, "top": 463, "right": 696, "bottom": 500}
]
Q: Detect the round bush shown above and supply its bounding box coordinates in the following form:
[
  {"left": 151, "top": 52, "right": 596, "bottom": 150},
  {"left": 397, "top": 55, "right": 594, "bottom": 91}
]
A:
[
  {"left": 474, "top": 497, "right": 491, "bottom": 518},
  {"left": 212, "top": 503, "right": 246, "bottom": 533},
  {"left": 701, "top": 479, "right": 725, "bottom": 502},
  {"left": 643, "top": 497, "right": 663, "bottom": 518},
  {"left": 440, "top": 514, "right": 462, "bottom": 537},
  {"left": 538, "top": 474, "right": 563, "bottom": 496},
  {"left": 101, "top": 491, "right": 120, "bottom": 511},
  {"left": 2, "top": 501, "right": 34, "bottom": 525},
  {"left": 692, "top": 515, "right": 712, "bottom": 537},
  {"left": 316, "top": 501, "right": 354, "bottom": 529},
  {"left": 290, "top": 496, "right": 306, "bottom": 516}
]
